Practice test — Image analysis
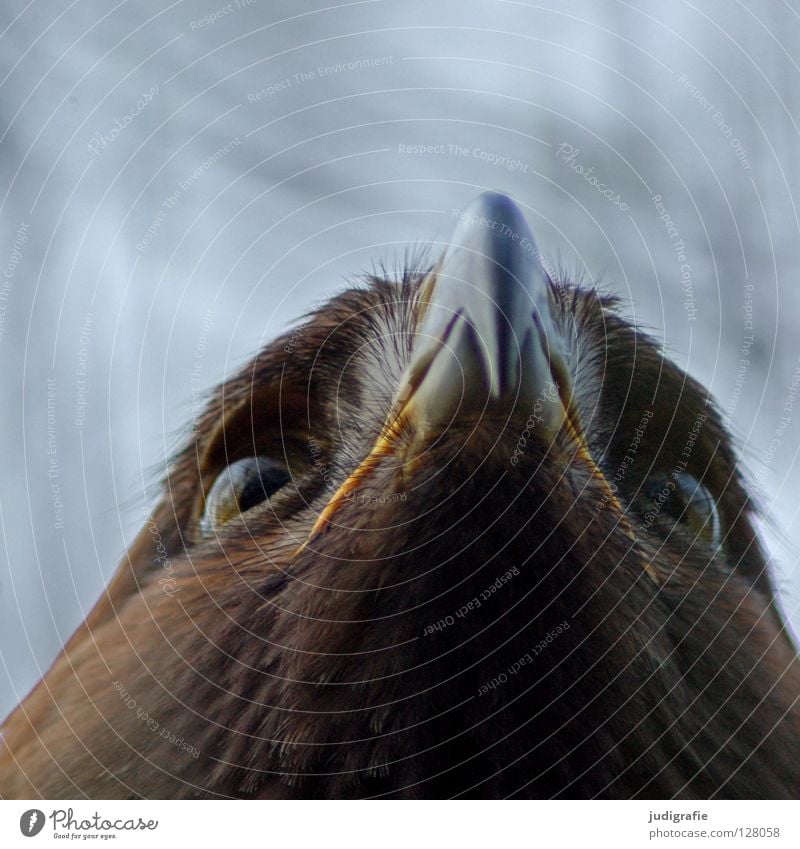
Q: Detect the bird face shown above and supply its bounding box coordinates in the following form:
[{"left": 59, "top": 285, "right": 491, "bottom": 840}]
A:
[{"left": 2, "top": 194, "right": 798, "bottom": 799}]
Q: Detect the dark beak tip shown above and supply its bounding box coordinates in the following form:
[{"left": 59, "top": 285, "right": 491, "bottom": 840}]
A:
[{"left": 456, "top": 192, "right": 531, "bottom": 245}]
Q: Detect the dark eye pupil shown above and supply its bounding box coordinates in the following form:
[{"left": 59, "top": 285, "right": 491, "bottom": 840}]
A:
[
  {"left": 200, "top": 456, "right": 292, "bottom": 537},
  {"left": 641, "top": 471, "right": 721, "bottom": 548},
  {"left": 238, "top": 460, "right": 291, "bottom": 512},
  {"left": 643, "top": 477, "right": 686, "bottom": 518}
]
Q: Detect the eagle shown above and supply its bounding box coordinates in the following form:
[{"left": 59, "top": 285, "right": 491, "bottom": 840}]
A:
[{"left": 1, "top": 193, "right": 798, "bottom": 799}]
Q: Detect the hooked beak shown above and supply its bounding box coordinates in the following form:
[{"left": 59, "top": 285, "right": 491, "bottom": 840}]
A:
[
  {"left": 300, "top": 192, "right": 644, "bottom": 570},
  {"left": 395, "top": 191, "right": 568, "bottom": 437}
]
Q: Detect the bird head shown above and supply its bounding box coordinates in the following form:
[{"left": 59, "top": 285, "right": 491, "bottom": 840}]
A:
[{"left": 2, "top": 193, "right": 798, "bottom": 799}]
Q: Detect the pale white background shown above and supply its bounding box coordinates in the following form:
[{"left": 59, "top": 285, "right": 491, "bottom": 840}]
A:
[
  {"left": 1, "top": 0, "right": 799, "bottom": 718},
  {"left": 0, "top": 799, "right": 796, "bottom": 847}
]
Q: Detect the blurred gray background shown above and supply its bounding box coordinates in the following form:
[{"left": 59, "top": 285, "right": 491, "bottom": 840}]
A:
[{"left": 1, "top": 0, "right": 799, "bottom": 718}]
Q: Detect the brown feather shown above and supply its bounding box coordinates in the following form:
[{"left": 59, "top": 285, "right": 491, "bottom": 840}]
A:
[{"left": 1, "top": 274, "right": 798, "bottom": 799}]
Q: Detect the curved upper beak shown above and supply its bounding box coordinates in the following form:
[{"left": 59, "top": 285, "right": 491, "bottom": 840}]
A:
[
  {"left": 300, "top": 193, "right": 643, "bottom": 570},
  {"left": 299, "top": 193, "right": 572, "bottom": 548},
  {"left": 395, "top": 192, "right": 568, "bottom": 438}
]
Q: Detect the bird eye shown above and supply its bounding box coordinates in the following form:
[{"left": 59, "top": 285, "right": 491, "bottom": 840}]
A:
[
  {"left": 642, "top": 471, "right": 722, "bottom": 549},
  {"left": 199, "top": 457, "right": 291, "bottom": 537}
]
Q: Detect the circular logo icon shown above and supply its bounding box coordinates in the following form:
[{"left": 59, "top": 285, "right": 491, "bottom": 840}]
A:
[{"left": 19, "top": 810, "right": 46, "bottom": 837}]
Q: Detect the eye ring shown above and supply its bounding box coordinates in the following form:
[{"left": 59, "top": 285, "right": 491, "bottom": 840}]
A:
[{"left": 200, "top": 457, "right": 291, "bottom": 538}]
